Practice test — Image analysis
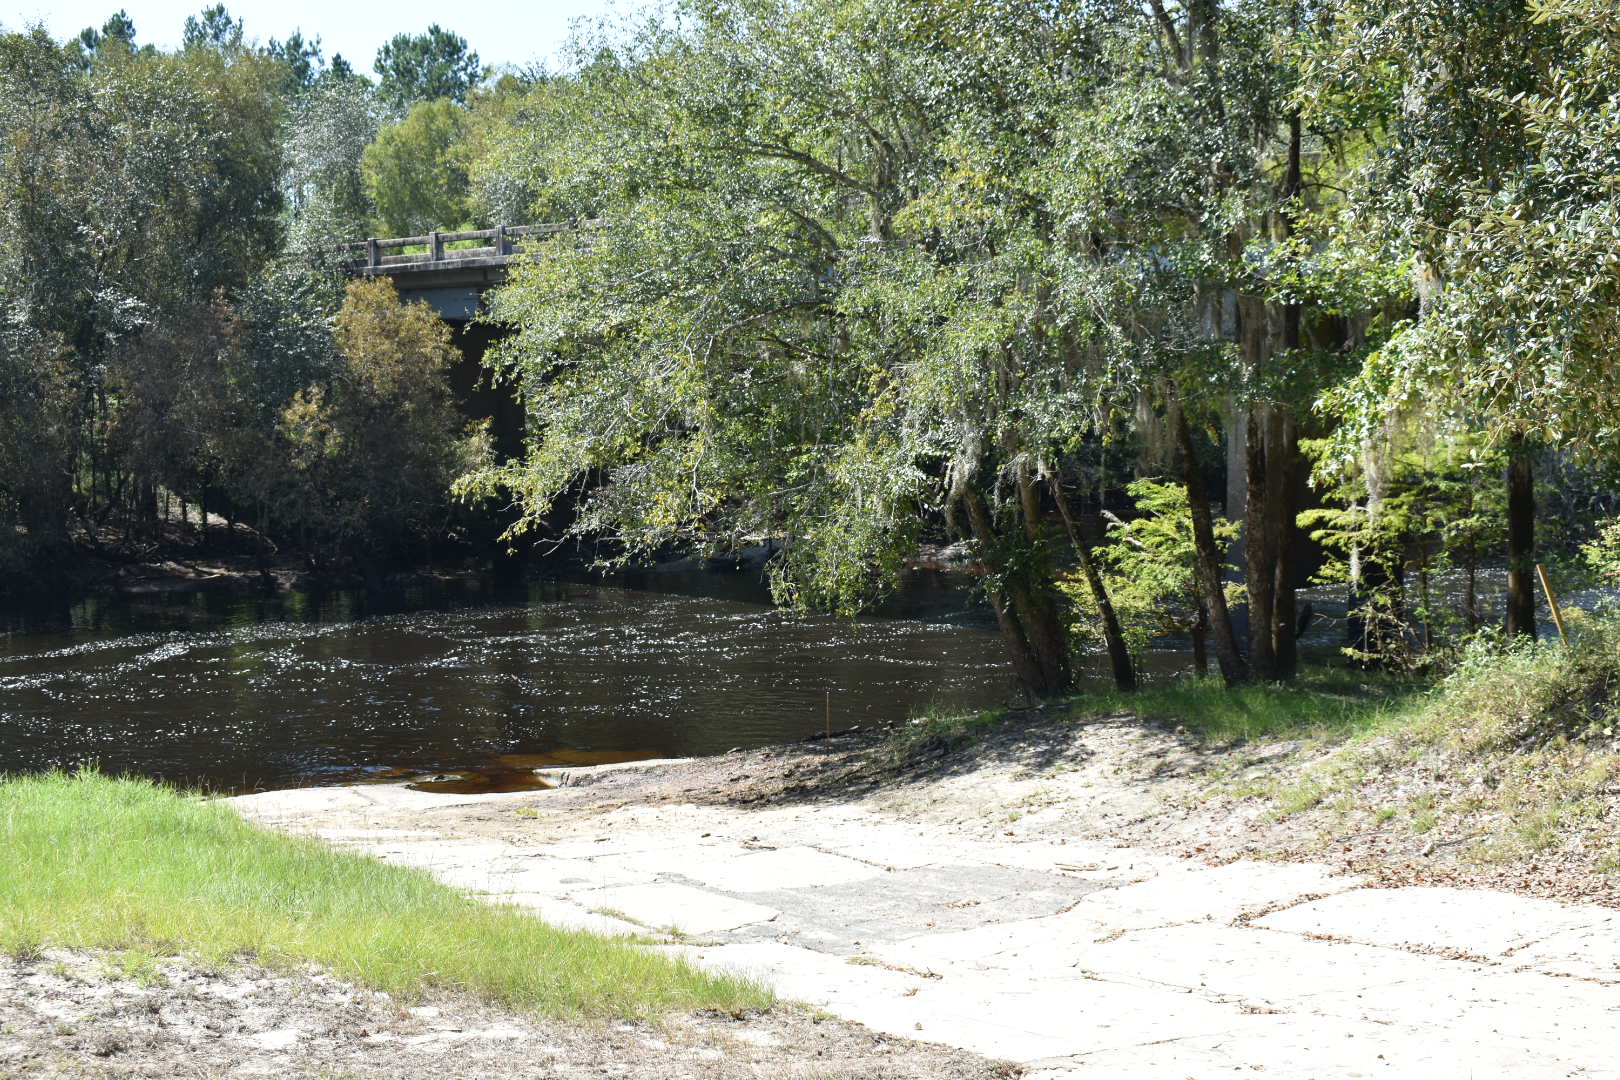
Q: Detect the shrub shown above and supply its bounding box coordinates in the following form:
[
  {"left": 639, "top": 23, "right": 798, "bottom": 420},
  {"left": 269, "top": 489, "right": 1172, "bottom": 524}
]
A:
[{"left": 1428, "top": 612, "right": 1620, "bottom": 752}]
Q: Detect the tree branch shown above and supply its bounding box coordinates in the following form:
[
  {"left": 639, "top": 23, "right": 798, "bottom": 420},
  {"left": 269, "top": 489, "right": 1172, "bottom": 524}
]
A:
[
  {"left": 713, "top": 141, "right": 881, "bottom": 196},
  {"left": 1148, "top": 0, "right": 1188, "bottom": 70}
]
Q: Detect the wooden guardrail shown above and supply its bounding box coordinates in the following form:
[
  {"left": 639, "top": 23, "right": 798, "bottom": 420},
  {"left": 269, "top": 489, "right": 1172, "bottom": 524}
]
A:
[{"left": 335, "top": 221, "right": 600, "bottom": 270}]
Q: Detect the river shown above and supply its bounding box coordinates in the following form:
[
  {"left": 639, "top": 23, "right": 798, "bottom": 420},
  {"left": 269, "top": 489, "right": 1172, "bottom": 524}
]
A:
[
  {"left": 0, "top": 573, "right": 1020, "bottom": 791},
  {"left": 5, "top": 559, "right": 1568, "bottom": 793}
]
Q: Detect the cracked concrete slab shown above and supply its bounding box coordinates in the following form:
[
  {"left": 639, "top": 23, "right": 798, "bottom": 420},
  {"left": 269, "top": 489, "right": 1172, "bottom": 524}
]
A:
[
  {"left": 1301, "top": 967, "right": 1620, "bottom": 1060},
  {"left": 1077, "top": 857, "right": 1360, "bottom": 925},
  {"left": 1254, "top": 885, "right": 1614, "bottom": 958},
  {"left": 228, "top": 771, "right": 1620, "bottom": 1078},
  {"left": 1025, "top": 1010, "right": 1587, "bottom": 1079},
  {"left": 578, "top": 882, "right": 780, "bottom": 934},
  {"left": 678, "top": 845, "right": 886, "bottom": 892},
  {"left": 1508, "top": 917, "right": 1620, "bottom": 980},
  {"left": 744, "top": 862, "right": 1107, "bottom": 946}
]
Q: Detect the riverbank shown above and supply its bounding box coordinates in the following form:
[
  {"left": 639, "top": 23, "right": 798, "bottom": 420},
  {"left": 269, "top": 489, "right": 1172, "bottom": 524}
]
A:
[
  {"left": 0, "top": 947, "right": 1003, "bottom": 1079},
  {"left": 10, "top": 642, "right": 1620, "bottom": 1077},
  {"left": 0, "top": 536, "right": 500, "bottom": 612},
  {"left": 215, "top": 697, "right": 1620, "bottom": 1078},
  {"left": 231, "top": 657, "right": 1620, "bottom": 907},
  {"left": 853, "top": 652, "right": 1620, "bottom": 906}
]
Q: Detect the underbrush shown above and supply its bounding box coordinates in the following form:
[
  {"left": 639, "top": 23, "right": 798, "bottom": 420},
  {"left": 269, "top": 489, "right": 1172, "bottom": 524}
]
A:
[
  {"left": 0, "top": 770, "right": 770, "bottom": 1017},
  {"left": 1419, "top": 611, "right": 1620, "bottom": 752},
  {"left": 878, "top": 704, "right": 1027, "bottom": 767}
]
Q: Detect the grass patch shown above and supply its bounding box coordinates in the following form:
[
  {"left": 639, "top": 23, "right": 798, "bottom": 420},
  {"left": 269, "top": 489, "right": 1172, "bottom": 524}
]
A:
[
  {"left": 1260, "top": 621, "right": 1620, "bottom": 865},
  {"left": 879, "top": 704, "right": 1022, "bottom": 766},
  {"left": 882, "top": 667, "right": 1425, "bottom": 767},
  {"left": 99, "top": 947, "right": 165, "bottom": 987},
  {"left": 1073, "top": 667, "right": 1429, "bottom": 744},
  {"left": 1271, "top": 777, "right": 1329, "bottom": 818},
  {"left": 0, "top": 769, "right": 769, "bottom": 1018}
]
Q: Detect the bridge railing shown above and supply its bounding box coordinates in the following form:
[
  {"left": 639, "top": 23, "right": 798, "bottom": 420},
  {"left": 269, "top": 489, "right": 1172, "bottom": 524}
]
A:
[{"left": 335, "top": 221, "right": 600, "bottom": 270}]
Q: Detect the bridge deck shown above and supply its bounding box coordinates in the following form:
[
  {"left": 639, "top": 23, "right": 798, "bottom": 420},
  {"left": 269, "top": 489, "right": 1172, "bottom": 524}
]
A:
[
  {"left": 337, "top": 221, "right": 594, "bottom": 276},
  {"left": 335, "top": 221, "right": 594, "bottom": 318}
]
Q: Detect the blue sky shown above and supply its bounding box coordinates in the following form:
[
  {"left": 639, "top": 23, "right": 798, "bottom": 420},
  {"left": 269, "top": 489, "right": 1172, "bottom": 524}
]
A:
[{"left": 1, "top": 0, "right": 635, "bottom": 73}]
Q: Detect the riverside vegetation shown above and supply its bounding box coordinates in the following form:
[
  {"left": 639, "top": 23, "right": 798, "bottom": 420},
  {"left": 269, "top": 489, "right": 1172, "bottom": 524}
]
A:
[{"left": 884, "top": 610, "right": 1620, "bottom": 890}]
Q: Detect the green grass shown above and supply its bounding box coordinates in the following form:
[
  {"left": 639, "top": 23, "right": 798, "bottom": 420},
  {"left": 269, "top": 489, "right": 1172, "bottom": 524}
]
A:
[
  {"left": 883, "top": 666, "right": 1426, "bottom": 767},
  {"left": 1074, "top": 668, "right": 1429, "bottom": 744},
  {"left": 879, "top": 703, "right": 1025, "bottom": 766},
  {"left": 1175, "top": 625, "right": 1620, "bottom": 865},
  {"left": 0, "top": 769, "right": 769, "bottom": 1018}
]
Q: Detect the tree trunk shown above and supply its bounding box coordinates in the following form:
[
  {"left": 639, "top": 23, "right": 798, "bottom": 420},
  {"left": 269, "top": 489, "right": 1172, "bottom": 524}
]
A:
[
  {"left": 1465, "top": 542, "right": 1479, "bottom": 632},
  {"left": 1349, "top": 544, "right": 1403, "bottom": 665},
  {"left": 1243, "top": 404, "right": 1279, "bottom": 680},
  {"left": 1008, "top": 576, "right": 1073, "bottom": 697},
  {"left": 1345, "top": 539, "right": 1365, "bottom": 656},
  {"left": 1505, "top": 442, "right": 1537, "bottom": 640},
  {"left": 1192, "top": 607, "right": 1209, "bottom": 676},
  {"left": 1269, "top": 108, "right": 1305, "bottom": 680},
  {"left": 1171, "top": 398, "right": 1250, "bottom": 685},
  {"left": 961, "top": 484, "right": 1059, "bottom": 701},
  {"left": 1234, "top": 224, "right": 1294, "bottom": 681},
  {"left": 1050, "top": 476, "right": 1137, "bottom": 691},
  {"left": 1418, "top": 546, "right": 1432, "bottom": 652},
  {"left": 1013, "top": 467, "right": 1075, "bottom": 695},
  {"left": 1269, "top": 409, "right": 1300, "bottom": 679}
]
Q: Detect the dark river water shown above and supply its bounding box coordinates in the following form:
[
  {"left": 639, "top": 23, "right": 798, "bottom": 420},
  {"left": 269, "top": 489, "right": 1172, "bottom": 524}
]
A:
[{"left": 0, "top": 573, "right": 1022, "bottom": 791}]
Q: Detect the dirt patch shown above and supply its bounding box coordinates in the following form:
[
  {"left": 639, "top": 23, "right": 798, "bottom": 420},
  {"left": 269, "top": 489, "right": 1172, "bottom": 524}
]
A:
[{"left": 0, "top": 949, "right": 1016, "bottom": 1079}]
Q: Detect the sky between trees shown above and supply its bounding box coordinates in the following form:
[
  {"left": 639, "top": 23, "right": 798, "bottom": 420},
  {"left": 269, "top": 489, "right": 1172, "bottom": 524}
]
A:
[{"left": 0, "top": 0, "right": 625, "bottom": 73}]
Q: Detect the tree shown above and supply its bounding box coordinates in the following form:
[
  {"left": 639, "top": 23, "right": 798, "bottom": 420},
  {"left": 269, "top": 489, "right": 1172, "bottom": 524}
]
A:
[
  {"left": 1023, "top": 0, "right": 1318, "bottom": 683},
  {"left": 1300, "top": 0, "right": 1584, "bottom": 642},
  {"left": 1302, "top": 433, "right": 1508, "bottom": 665},
  {"left": 325, "top": 54, "right": 357, "bottom": 84},
  {"left": 0, "top": 314, "right": 75, "bottom": 577},
  {"left": 267, "top": 30, "right": 324, "bottom": 91},
  {"left": 0, "top": 14, "right": 500, "bottom": 582},
  {"left": 361, "top": 98, "right": 472, "bottom": 235},
  {"left": 82, "top": 9, "right": 135, "bottom": 48},
  {"left": 461, "top": 71, "right": 553, "bottom": 224},
  {"left": 467, "top": 0, "right": 1154, "bottom": 697},
  {"left": 0, "top": 24, "right": 285, "bottom": 554},
  {"left": 374, "top": 25, "right": 482, "bottom": 110},
  {"left": 1065, "top": 480, "right": 1241, "bottom": 676},
  {"left": 70, "top": 10, "right": 139, "bottom": 67},
  {"left": 279, "top": 278, "right": 489, "bottom": 568},
  {"left": 182, "top": 4, "right": 243, "bottom": 52},
  {"left": 284, "top": 77, "right": 382, "bottom": 251}
]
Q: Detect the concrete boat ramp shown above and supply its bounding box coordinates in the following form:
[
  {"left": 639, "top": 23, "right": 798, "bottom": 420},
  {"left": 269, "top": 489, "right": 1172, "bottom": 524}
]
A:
[{"left": 230, "top": 769, "right": 1620, "bottom": 1078}]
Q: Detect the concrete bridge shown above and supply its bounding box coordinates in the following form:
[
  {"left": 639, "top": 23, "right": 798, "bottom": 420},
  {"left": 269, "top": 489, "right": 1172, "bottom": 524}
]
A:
[
  {"left": 336, "top": 222, "right": 594, "bottom": 459},
  {"left": 337, "top": 221, "right": 594, "bottom": 319}
]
